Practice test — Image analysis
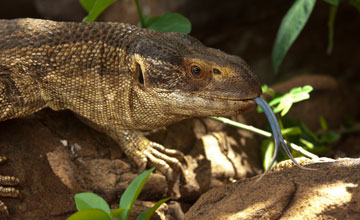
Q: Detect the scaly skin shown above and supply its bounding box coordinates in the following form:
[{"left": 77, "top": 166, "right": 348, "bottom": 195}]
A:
[{"left": 0, "top": 18, "right": 262, "bottom": 216}]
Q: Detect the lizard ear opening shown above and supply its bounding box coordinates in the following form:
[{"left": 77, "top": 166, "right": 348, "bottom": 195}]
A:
[{"left": 136, "top": 63, "right": 144, "bottom": 87}]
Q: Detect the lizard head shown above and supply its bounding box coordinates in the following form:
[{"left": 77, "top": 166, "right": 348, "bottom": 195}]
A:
[{"left": 131, "top": 31, "right": 262, "bottom": 117}]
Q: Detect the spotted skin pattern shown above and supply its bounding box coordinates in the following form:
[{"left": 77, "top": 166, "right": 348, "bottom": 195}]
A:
[{"left": 0, "top": 18, "right": 262, "bottom": 216}]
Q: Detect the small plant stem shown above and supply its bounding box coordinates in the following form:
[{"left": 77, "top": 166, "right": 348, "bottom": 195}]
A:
[
  {"left": 288, "top": 142, "right": 318, "bottom": 159},
  {"left": 209, "top": 116, "right": 272, "bottom": 137},
  {"left": 210, "top": 117, "right": 318, "bottom": 159},
  {"left": 134, "top": 0, "right": 146, "bottom": 27},
  {"left": 327, "top": 5, "right": 338, "bottom": 54}
]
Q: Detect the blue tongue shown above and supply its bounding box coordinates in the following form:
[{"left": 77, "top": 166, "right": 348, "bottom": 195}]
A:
[{"left": 254, "top": 96, "right": 310, "bottom": 171}]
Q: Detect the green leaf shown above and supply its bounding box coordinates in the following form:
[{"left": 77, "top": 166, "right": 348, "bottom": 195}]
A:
[
  {"left": 79, "top": 0, "right": 96, "bottom": 12},
  {"left": 300, "top": 85, "right": 313, "bottom": 93},
  {"left": 67, "top": 208, "right": 111, "bottom": 220},
  {"left": 299, "top": 121, "right": 321, "bottom": 143},
  {"left": 299, "top": 138, "right": 315, "bottom": 149},
  {"left": 137, "top": 197, "right": 171, "bottom": 220},
  {"left": 134, "top": 0, "right": 146, "bottom": 28},
  {"left": 257, "top": 85, "right": 271, "bottom": 113},
  {"left": 320, "top": 131, "right": 340, "bottom": 143},
  {"left": 119, "top": 168, "right": 155, "bottom": 220},
  {"left": 274, "top": 98, "right": 293, "bottom": 116},
  {"left": 261, "top": 139, "right": 275, "bottom": 170},
  {"left": 272, "top": 0, "right": 316, "bottom": 72},
  {"left": 327, "top": 5, "right": 338, "bottom": 54},
  {"left": 323, "top": 0, "right": 340, "bottom": 6},
  {"left": 348, "top": 0, "right": 360, "bottom": 12},
  {"left": 272, "top": 86, "right": 313, "bottom": 116},
  {"left": 82, "top": 0, "right": 117, "bottom": 22},
  {"left": 146, "top": 13, "right": 191, "bottom": 34},
  {"left": 319, "top": 116, "right": 328, "bottom": 131},
  {"left": 261, "top": 84, "right": 276, "bottom": 97},
  {"left": 281, "top": 127, "right": 302, "bottom": 136},
  {"left": 268, "top": 96, "right": 282, "bottom": 107},
  {"left": 261, "top": 84, "right": 269, "bottom": 93},
  {"left": 258, "top": 86, "right": 312, "bottom": 115},
  {"left": 110, "top": 208, "right": 126, "bottom": 218},
  {"left": 74, "top": 192, "right": 111, "bottom": 218}
]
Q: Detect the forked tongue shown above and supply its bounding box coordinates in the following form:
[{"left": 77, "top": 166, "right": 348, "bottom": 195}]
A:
[{"left": 254, "top": 97, "right": 313, "bottom": 179}]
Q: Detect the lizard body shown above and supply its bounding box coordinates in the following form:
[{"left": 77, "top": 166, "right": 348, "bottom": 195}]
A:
[{"left": 0, "top": 18, "right": 261, "bottom": 216}]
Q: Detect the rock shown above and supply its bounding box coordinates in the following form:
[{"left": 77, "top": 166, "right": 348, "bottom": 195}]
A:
[
  {"left": 148, "top": 117, "right": 261, "bottom": 200},
  {"left": 185, "top": 158, "right": 360, "bottom": 220}
]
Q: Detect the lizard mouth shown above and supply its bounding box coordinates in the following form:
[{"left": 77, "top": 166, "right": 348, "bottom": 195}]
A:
[
  {"left": 185, "top": 91, "right": 259, "bottom": 102},
  {"left": 159, "top": 90, "right": 259, "bottom": 116},
  {"left": 156, "top": 88, "right": 260, "bottom": 102}
]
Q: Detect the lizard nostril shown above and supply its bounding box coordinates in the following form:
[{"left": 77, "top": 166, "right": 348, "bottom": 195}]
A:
[
  {"left": 136, "top": 63, "right": 144, "bottom": 86},
  {"left": 213, "top": 68, "right": 221, "bottom": 75}
]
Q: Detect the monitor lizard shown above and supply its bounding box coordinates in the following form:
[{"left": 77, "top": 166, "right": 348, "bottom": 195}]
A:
[{"left": 0, "top": 18, "right": 262, "bottom": 216}]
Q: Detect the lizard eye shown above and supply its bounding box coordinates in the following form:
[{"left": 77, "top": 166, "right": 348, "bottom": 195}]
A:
[{"left": 190, "top": 65, "right": 203, "bottom": 78}]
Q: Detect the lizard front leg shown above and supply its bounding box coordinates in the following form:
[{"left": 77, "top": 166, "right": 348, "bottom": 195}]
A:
[
  {"left": 76, "top": 115, "right": 188, "bottom": 197},
  {"left": 109, "top": 129, "right": 187, "bottom": 198}
]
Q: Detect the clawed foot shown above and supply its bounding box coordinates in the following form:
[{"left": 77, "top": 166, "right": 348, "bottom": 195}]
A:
[
  {"left": 127, "top": 140, "right": 188, "bottom": 199},
  {"left": 113, "top": 129, "right": 189, "bottom": 198},
  {"left": 0, "top": 156, "right": 20, "bottom": 217},
  {"left": 143, "top": 141, "right": 187, "bottom": 198}
]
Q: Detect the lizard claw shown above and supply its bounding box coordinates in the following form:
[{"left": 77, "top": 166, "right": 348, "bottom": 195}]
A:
[
  {"left": 150, "top": 142, "right": 187, "bottom": 165},
  {"left": 111, "top": 129, "right": 188, "bottom": 198},
  {"left": 144, "top": 141, "right": 187, "bottom": 198},
  {"left": 0, "top": 200, "right": 9, "bottom": 218},
  {"left": 0, "top": 156, "right": 20, "bottom": 218},
  {"left": 149, "top": 142, "right": 187, "bottom": 178}
]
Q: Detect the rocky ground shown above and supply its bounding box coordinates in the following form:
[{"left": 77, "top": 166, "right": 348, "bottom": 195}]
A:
[{"left": 0, "top": 0, "right": 360, "bottom": 219}]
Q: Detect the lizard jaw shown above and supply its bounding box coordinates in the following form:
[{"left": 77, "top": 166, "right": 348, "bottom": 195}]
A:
[{"left": 158, "top": 92, "right": 258, "bottom": 117}]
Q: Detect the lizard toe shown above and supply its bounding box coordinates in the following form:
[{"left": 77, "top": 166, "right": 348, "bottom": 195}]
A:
[
  {"left": 144, "top": 150, "right": 181, "bottom": 198},
  {"left": 0, "top": 156, "right": 21, "bottom": 218},
  {"left": 0, "top": 185, "right": 20, "bottom": 198},
  {"left": 149, "top": 142, "right": 187, "bottom": 166},
  {"left": 148, "top": 143, "right": 187, "bottom": 182},
  {"left": 0, "top": 200, "right": 9, "bottom": 218}
]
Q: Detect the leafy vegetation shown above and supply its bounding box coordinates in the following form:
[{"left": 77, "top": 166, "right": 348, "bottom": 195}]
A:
[
  {"left": 272, "top": 0, "right": 360, "bottom": 72},
  {"left": 80, "top": 0, "right": 116, "bottom": 22},
  {"left": 256, "top": 85, "right": 339, "bottom": 169},
  {"left": 257, "top": 85, "right": 313, "bottom": 116},
  {"left": 272, "top": 0, "right": 316, "bottom": 73},
  {"left": 67, "top": 168, "right": 170, "bottom": 220},
  {"left": 80, "top": 0, "right": 191, "bottom": 34},
  {"left": 213, "top": 84, "right": 340, "bottom": 169}
]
